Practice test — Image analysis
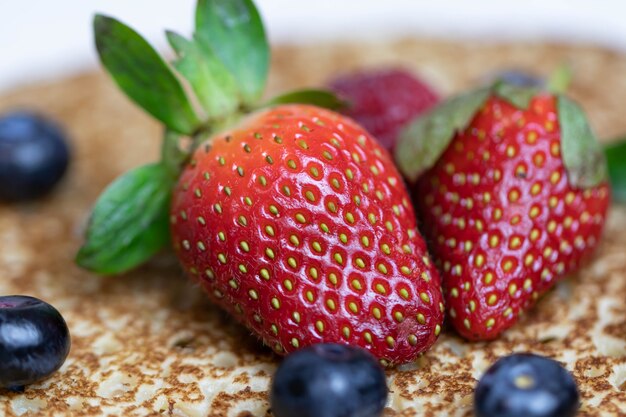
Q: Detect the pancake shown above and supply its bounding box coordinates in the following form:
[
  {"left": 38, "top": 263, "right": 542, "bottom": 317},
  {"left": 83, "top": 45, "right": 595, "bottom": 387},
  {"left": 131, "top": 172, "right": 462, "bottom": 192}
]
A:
[{"left": 0, "top": 39, "right": 624, "bottom": 416}]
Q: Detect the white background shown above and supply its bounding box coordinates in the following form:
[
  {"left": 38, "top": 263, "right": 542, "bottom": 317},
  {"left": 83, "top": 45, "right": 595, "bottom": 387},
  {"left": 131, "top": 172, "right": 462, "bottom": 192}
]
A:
[{"left": 1, "top": 0, "right": 626, "bottom": 93}]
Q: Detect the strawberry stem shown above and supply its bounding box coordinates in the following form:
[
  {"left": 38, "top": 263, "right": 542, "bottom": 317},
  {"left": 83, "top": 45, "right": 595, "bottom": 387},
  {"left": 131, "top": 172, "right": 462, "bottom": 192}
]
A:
[{"left": 161, "top": 129, "right": 189, "bottom": 179}]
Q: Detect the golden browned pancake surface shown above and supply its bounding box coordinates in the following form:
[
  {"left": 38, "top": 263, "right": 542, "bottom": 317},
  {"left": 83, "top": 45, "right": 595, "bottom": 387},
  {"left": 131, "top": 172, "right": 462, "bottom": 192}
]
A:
[{"left": 0, "top": 39, "right": 624, "bottom": 416}]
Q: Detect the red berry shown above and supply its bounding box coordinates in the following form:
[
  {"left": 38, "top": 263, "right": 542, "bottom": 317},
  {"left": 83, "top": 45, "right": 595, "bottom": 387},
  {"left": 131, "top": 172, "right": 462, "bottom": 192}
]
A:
[
  {"left": 78, "top": 0, "right": 446, "bottom": 364},
  {"left": 329, "top": 69, "right": 439, "bottom": 153},
  {"left": 170, "top": 105, "right": 444, "bottom": 364},
  {"left": 414, "top": 95, "right": 609, "bottom": 340}
]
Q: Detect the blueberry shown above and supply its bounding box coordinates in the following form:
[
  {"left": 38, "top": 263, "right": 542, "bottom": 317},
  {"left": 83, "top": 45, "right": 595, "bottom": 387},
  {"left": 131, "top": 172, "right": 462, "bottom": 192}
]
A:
[
  {"left": 475, "top": 353, "right": 579, "bottom": 417},
  {"left": 0, "top": 111, "right": 70, "bottom": 202},
  {"left": 270, "top": 343, "right": 388, "bottom": 417},
  {"left": 491, "top": 70, "right": 545, "bottom": 88},
  {"left": 0, "top": 295, "right": 71, "bottom": 390}
]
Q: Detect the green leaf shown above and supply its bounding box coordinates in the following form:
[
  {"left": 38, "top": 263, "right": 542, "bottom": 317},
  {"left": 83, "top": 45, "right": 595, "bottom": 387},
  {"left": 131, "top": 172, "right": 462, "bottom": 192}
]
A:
[
  {"left": 195, "top": 0, "right": 269, "bottom": 104},
  {"left": 557, "top": 95, "right": 607, "bottom": 188},
  {"left": 94, "top": 14, "right": 200, "bottom": 134},
  {"left": 166, "top": 31, "right": 239, "bottom": 119},
  {"left": 76, "top": 163, "right": 173, "bottom": 275},
  {"left": 395, "top": 87, "right": 491, "bottom": 182},
  {"left": 494, "top": 82, "right": 538, "bottom": 109},
  {"left": 604, "top": 138, "right": 626, "bottom": 202},
  {"left": 261, "top": 89, "right": 347, "bottom": 111},
  {"left": 547, "top": 63, "right": 573, "bottom": 94}
]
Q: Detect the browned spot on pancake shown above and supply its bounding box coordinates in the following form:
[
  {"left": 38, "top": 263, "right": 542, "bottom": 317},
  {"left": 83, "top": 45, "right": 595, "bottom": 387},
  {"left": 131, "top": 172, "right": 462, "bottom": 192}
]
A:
[
  {"left": 603, "top": 322, "right": 626, "bottom": 340},
  {"left": 234, "top": 373, "right": 251, "bottom": 385}
]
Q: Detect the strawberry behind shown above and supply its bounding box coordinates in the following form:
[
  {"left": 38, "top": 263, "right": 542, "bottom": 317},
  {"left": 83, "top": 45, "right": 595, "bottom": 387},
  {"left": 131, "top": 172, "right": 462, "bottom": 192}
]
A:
[{"left": 329, "top": 68, "right": 439, "bottom": 154}]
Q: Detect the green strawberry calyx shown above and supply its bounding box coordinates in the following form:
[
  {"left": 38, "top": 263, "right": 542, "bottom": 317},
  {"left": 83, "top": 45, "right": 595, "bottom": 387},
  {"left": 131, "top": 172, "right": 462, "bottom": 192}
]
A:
[
  {"left": 76, "top": 0, "right": 345, "bottom": 275},
  {"left": 394, "top": 86, "right": 491, "bottom": 183},
  {"left": 394, "top": 79, "right": 608, "bottom": 191}
]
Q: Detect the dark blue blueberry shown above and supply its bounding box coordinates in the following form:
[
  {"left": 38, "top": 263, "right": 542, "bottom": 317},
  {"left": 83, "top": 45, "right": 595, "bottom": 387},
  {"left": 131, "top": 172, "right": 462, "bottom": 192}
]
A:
[
  {"left": 270, "top": 343, "right": 388, "bottom": 417},
  {"left": 0, "top": 295, "right": 71, "bottom": 390},
  {"left": 492, "top": 70, "right": 545, "bottom": 88},
  {"left": 0, "top": 111, "right": 70, "bottom": 202},
  {"left": 475, "top": 353, "right": 579, "bottom": 417}
]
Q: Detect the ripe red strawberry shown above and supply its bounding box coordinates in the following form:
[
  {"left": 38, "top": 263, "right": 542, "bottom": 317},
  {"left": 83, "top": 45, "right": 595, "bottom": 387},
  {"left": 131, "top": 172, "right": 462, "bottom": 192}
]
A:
[
  {"left": 329, "top": 68, "right": 439, "bottom": 154},
  {"left": 395, "top": 85, "right": 610, "bottom": 340},
  {"left": 77, "top": 0, "right": 444, "bottom": 365},
  {"left": 169, "top": 104, "right": 444, "bottom": 364}
]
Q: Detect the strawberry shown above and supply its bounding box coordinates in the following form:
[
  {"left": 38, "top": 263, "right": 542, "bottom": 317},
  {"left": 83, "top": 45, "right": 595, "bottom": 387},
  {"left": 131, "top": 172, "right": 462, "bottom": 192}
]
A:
[
  {"left": 329, "top": 68, "right": 439, "bottom": 154},
  {"left": 76, "top": 0, "right": 444, "bottom": 364},
  {"left": 395, "top": 83, "right": 610, "bottom": 340},
  {"left": 170, "top": 104, "right": 443, "bottom": 363}
]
